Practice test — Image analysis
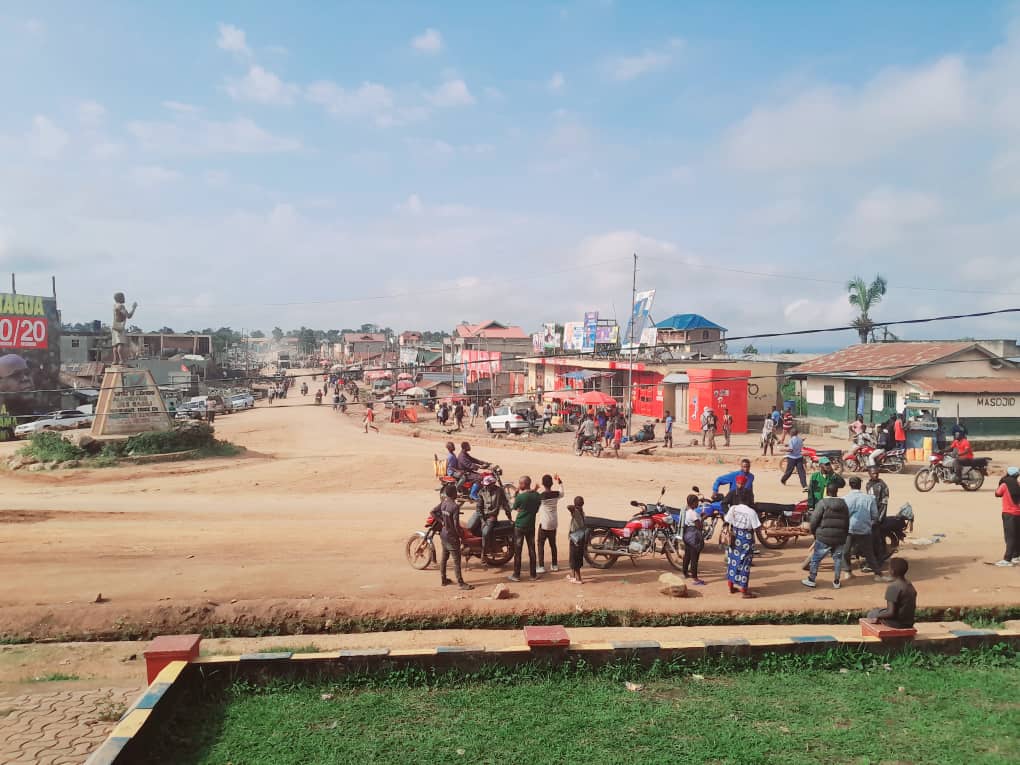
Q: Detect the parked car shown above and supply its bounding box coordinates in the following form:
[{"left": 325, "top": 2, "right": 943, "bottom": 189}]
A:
[
  {"left": 485, "top": 406, "right": 528, "bottom": 434},
  {"left": 174, "top": 401, "right": 207, "bottom": 421},
  {"left": 227, "top": 393, "right": 255, "bottom": 411},
  {"left": 188, "top": 395, "right": 226, "bottom": 414},
  {"left": 14, "top": 409, "right": 93, "bottom": 438}
]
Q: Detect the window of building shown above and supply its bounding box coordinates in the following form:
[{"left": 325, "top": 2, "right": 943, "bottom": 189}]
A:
[
  {"left": 70, "top": 339, "right": 80, "bottom": 348},
  {"left": 702, "top": 330, "right": 710, "bottom": 340},
  {"left": 823, "top": 385, "right": 834, "bottom": 405},
  {"left": 883, "top": 390, "right": 897, "bottom": 411}
]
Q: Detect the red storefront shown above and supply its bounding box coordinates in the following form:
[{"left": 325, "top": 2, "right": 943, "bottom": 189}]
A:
[
  {"left": 686, "top": 368, "right": 750, "bottom": 433},
  {"left": 628, "top": 368, "right": 665, "bottom": 419}
]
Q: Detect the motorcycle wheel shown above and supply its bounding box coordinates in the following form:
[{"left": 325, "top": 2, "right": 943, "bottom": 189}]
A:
[
  {"left": 913, "top": 469, "right": 936, "bottom": 493},
  {"left": 779, "top": 457, "right": 789, "bottom": 473},
  {"left": 844, "top": 457, "right": 860, "bottom": 473},
  {"left": 884, "top": 458, "right": 904, "bottom": 474},
  {"left": 663, "top": 538, "right": 685, "bottom": 571},
  {"left": 759, "top": 519, "right": 791, "bottom": 549},
  {"left": 483, "top": 537, "right": 514, "bottom": 566},
  {"left": 961, "top": 468, "right": 984, "bottom": 492},
  {"left": 405, "top": 533, "right": 435, "bottom": 570},
  {"left": 592, "top": 442, "right": 603, "bottom": 458},
  {"left": 584, "top": 529, "right": 620, "bottom": 569}
]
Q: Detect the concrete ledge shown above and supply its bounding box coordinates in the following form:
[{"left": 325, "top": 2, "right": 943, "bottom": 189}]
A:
[{"left": 703, "top": 637, "right": 751, "bottom": 657}]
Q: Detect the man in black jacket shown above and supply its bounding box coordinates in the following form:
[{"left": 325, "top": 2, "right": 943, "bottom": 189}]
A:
[{"left": 802, "top": 482, "right": 850, "bottom": 590}]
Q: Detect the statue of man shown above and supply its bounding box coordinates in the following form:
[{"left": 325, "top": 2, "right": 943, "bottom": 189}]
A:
[{"left": 112, "top": 292, "right": 137, "bottom": 366}]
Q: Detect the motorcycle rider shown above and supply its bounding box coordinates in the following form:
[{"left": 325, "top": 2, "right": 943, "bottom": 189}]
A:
[
  {"left": 950, "top": 431, "right": 976, "bottom": 484},
  {"left": 457, "top": 441, "right": 488, "bottom": 500},
  {"left": 576, "top": 413, "right": 597, "bottom": 452},
  {"left": 444, "top": 441, "right": 460, "bottom": 479},
  {"left": 868, "top": 422, "right": 890, "bottom": 467},
  {"left": 473, "top": 475, "right": 509, "bottom": 565}
]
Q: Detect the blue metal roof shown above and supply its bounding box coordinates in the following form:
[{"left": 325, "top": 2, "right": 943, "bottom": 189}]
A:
[{"left": 655, "top": 314, "right": 727, "bottom": 332}]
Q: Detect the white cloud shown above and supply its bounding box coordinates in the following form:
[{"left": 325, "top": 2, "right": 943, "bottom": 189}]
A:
[
  {"left": 22, "top": 18, "right": 44, "bottom": 35},
  {"left": 91, "top": 141, "right": 122, "bottom": 160},
  {"left": 27, "top": 115, "right": 68, "bottom": 159},
  {"left": 547, "top": 72, "right": 565, "bottom": 92},
  {"left": 268, "top": 203, "right": 299, "bottom": 227},
  {"left": 130, "top": 165, "right": 180, "bottom": 187},
  {"left": 162, "top": 101, "right": 200, "bottom": 113},
  {"left": 128, "top": 116, "right": 301, "bottom": 154},
  {"left": 226, "top": 65, "right": 299, "bottom": 105},
  {"left": 725, "top": 56, "right": 968, "bottom": 172},
  {"left": 78, "top": 100, "right": 106, "bottom": 127},
  {"left": 217, "top": 22, "right": 251, "bottom": 56},
  {"left": 411, "top": 28, "right": 443, "bottom": 54},
  {"left": 606, "top": 38, "right": 682, "bottom": 81},
  {"left": 406, "top": 138, "right": 492, "bottom": 159},
  {"left": 426, "top": 79, "right": 475, "bottom": 107},
  {"left": 843, "top": 187, "right": 943, "bottom": 250},
  {"left": 306, "top": 80, "right": 406, "bottom": 126},
  {"left": 397, "top": 193, "right": 425, "bottom": 216},
  {"left": 782, "top": 295, "right": 855, "bottom": 329},
  {"left": 395, "top": 193, "right": 471, "bottom": 218},
  {"left": 749, "top": 198, "right": 806, "bottom": 227}
]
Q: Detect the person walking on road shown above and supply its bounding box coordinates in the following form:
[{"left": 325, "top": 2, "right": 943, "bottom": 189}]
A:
[
  {"left": 663, "top": 410, "right": 674, "bottom": 448},
  {"left": 780, "top": 428, "right": 808, "bottom": 489},
  {"left": 802, "top": 482, "right": 850, "bottom": 589},
  {"left": 363, "top": 403, "right": 379, "bottom": 433},
  {"left": 842, "top": 476, "right": 892, "bottom": 581},
  {"left": 508, "top": 476, "right": 541, "bottom": 582},
  {"left": 723, "top": 483, "right": 767, "bottom": 598},
  {"left": 722, "top": 408, "right": 733, "bottom": 447},
  {"left": 432, "top": 484, "right": 474, "bottom": 591},
  {"left": 807, "top": 457, "right": 845, "bottom": 512},
  {"left": 866, "top": 466, "right": 891, "bottom": 560},
  {"left": 704, "top": 408, "right": 718, "bottom": 450},
  {"left": 682, "top": 493, "right": 706, "bottom": 585},
  {"left": 469, "top": 400, "right": 479, "bottom": 428},
  {"left": 994, "top": 466, "right": 1020, "bottom": 566},
  {"left": 779, "top": 407, "right": 794, "bottom": 445}
]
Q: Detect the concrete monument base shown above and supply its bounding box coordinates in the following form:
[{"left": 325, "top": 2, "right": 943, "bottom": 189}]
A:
[{"left": 90, "top": 366, "right": 172, "bottom": 437}]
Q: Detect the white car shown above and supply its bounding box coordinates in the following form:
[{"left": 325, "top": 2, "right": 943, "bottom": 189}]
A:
[
  {"left": 485, "top": 406, "right": 529, "bottom": 434},
  {"left": 14, "top": 409, "right": 93, "bottom": 438},
  {"left": 228, "top": 393, "right": 255, "bottom": 411}
]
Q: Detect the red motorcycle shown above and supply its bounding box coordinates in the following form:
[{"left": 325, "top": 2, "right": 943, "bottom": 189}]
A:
[
  {"left": 780, "top": 445, "right": 844, "bottom": 474},
  {"left": 405, "top": 512, "right": 515, "bottom": 569},
  {"left": 434, "top": 455, "right": 518, "bottom": 507},
  {"left": 842, "top": 446, "right": 906, "bottom": 473},
  {"left": 583, "top": 488, "right": 684, "bottom": 570},
  {"left": 754, "top": 499, "right": 812, "bottom": 548},
  {"left": 914, "top": 452, "right": 989, "bottom": 492}
]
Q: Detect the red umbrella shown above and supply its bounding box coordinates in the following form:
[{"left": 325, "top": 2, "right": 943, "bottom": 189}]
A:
[{"left": 569, "top": 390, "right": 618, "bottom": 407}]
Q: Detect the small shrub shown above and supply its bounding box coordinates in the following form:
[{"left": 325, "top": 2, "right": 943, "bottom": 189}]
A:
[
  {"left": 18, "top": 432, "right": 85, "bottom": 463},
  {"left": 124, "top": 423, "right": 217, "bottom": 455}
]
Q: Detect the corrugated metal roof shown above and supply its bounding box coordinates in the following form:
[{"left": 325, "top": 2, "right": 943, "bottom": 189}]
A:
[
  {"left": 663, "top": 373, "right": 690, "bottom": 384},
  {"left": 789, "top": 342, "right": 978, "bottom": 379},
  {"left": 454, "top": 321, "right": 528, "bottom": 339},
  {"left": 907, "top": 377, "right": 1020, "bottom": 394},
  {"left": 655, "top": 314, "right": 727, "bottom": 332}
]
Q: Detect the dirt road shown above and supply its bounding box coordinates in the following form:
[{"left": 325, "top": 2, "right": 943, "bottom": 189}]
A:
[{"left": 1, "top": 386, "right": 1018, "bottom": 640}]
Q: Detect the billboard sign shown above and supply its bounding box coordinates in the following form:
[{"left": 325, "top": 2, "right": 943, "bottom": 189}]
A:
[
  {"left": 595, "top": 324, "right": 620, "bottom": 345},
  {"left": 532, "top": 333, "right": 543, "bottom": 352},
  {"left": 542, "top": 322, "right": 560, "bottom": 351},
  {"left": 623, "top": 289, "right": 655, "bottom": 346},
  {"left": 562, "top": 321, "right": 584, "bottom": 351},
  {"left": 0, "top": 292, "right": 61, "bottom": 428},
  {"left": 583, "top": 311, "right": 599, "bottom": 351}
]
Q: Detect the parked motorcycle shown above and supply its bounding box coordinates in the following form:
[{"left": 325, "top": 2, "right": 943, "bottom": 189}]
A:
[
  {"left": 842, "top": 446, "right": 906, "bottom": 473},
  {"left": 914, "top": 452, "right": 989, "bottom": 492},
  {"left": 685, "top": 487, "right": 727, "bottom": 545},
  {"left": 575, "top": 436, "right": 604, "bottom": 458},
  {"left": 405, "top": 512, "right": 515, "bottom": 569},
  {"left": 754, "top": 499, "right": 812, "bottom": 549},
  {"left": 780, "top": 445, "right": 844, "bottom": 474},
  {"left": 433, "top": 456, "right": 518, "bottom": 507},
  {"left": 583, "top": 488, "right": 684, "bottom": 570}
]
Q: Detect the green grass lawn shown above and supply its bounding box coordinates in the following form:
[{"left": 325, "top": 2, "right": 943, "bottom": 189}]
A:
[{"left": 153, "top": 650, "right": 1019, "bottom": 765}]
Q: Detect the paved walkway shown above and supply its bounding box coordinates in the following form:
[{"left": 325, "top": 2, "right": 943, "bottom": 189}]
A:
[{"left": 1, "top": 687, "right": 140, "bottom": 765}]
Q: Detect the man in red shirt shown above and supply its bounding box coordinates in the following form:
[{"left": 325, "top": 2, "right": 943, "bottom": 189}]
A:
[
  {"left": 893, "top": 415, "right": 906, "bottom": 450},
  {"left": 951, "top": 432, "right": 974, "bottom": 484}
]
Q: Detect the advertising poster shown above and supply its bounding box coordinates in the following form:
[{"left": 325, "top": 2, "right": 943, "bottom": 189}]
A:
[
  {"left": 623, "top": 289, "right": 655, "bottom": 346},
  {"left": 595, "top": 324, "right": 620, "bottom": 345},
  {"left": 542, "top": 322, "right": 560, "bottom": 351},
  {"left": 562, "top": 321, "right": 584, "bottom": 351},
  {"left": 532, "top": 333, "right": 543, "bottom": 352},
  {"left": 0, "top": 292, "right": 61, "bottom": 429},
  {"left": 583, "top": 311, "right": 599, "bottom": 351}
]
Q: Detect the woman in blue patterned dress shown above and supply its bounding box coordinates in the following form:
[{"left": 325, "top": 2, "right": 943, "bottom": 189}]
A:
[{"left": 723, "top": 482, "right": 767, "bottom": 598}]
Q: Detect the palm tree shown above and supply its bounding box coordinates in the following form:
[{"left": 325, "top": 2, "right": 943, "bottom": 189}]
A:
[{"left": 847, "top": 275, "right": 888, "bottom": 344}]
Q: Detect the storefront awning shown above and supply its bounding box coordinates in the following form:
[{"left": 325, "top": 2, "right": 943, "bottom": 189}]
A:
[{"left": 662, "top": 373, "right": 689, "bottom": 384}]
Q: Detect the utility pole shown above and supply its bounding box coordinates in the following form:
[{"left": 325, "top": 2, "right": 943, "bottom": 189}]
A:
[{"left": 626, "top": 252, "right": 637, "bottom": 438}]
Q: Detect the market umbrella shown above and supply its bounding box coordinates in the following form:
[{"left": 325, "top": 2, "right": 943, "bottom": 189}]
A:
[
  {"left": 396, "top": 380, "right": 413, "bottom": 391},
  {"left": 546, "top": 390, "right": 577, "bottom": 400},
  {"left": 569, "top": 390, "right": 618, "bottom": 407},
  {"left": 404, "top": 387, "right": 429, "bottom": 397}
]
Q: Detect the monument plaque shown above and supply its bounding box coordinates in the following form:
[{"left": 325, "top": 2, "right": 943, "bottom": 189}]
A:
[{"left": 91, "top": 367, "right": 173, "bottom": 437}]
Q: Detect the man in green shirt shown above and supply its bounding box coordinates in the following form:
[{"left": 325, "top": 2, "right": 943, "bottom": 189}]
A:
[
  {"left": 807, "top": 457, "right": 846, "bottom": 511},
  {"left": 508, "top": 476, "right": 541, "bottom": 582}
]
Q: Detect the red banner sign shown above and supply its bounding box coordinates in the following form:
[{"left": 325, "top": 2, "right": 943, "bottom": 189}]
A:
[{"left": 0, "top": 316, "right": 49, "bottom": 349}]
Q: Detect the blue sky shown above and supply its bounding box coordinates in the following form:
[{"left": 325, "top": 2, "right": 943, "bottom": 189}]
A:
[{"left": 1, "top": 1, "right": 1019, "bottom": 348}]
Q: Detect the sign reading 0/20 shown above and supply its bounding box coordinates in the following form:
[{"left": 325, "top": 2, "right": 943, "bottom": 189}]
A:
[{"left": 0, "top": 317, "right": 49, "bottom": 349}]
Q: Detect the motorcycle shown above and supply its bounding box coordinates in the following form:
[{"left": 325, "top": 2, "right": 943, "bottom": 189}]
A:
[
  {"left": 754, "top": 499, "right": 812, "bottom": 549},
  {"left": 914, "top": 451, "right": 989, "bottom": 492},
  {"left": 780, "top": 445, "right": 844, "bottom": 475},
  {"left": 685, "top": 487, "right": 727, "bottom": 545},
  {"left": 575, "top": 435, "right": 604, "bottom": 458},
  {"left": 433, "top": 455, "right": 518, "bottom": 507},
  {"left": 405, "top": 511, "right": 515, "bottom": 570},
  {"left": 842, "top": 446, "right": 906, "bottom": 474},
  {"left": 583, "top": 488, "right": 684, "bottom": 570}
]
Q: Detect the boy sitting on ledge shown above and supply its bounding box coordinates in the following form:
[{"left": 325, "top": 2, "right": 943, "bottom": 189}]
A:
[{"left": 866, "top": 557, "right": 916, "bottom": 629}]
